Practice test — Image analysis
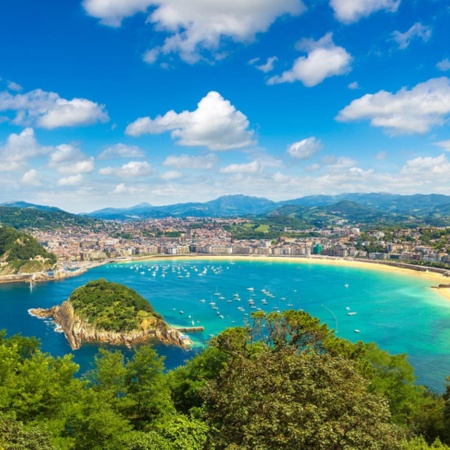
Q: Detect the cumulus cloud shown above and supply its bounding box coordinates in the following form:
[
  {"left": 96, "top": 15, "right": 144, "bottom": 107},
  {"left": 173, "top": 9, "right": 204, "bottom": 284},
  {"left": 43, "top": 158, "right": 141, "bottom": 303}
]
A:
[
  {"left": 330, "top": 0, "right": 400, "bottom": 23},
  {"left": 392, "top": 23, "right": 432, "bottom": 49},
  {"left": 220, "top": 160, "right": 261, "bottom": 174},
  {"left": 58, "top": 174, "right": 85, "bottom": 186},
  {"left": 112, "top": 183, "right": 139, "bottom": 194},
  {"left": 99, "top": 161, "right": 153, "bottom": 177},
  {"left": 98, "top": 143, "right": 145, "bottom": 159},
  {"left": 0, "top": 88, "right": 108, "bottom": 128},
  {"left": 437, "top": 59, "right": 450, "bottom": 72},
  {"left": 84, "top": 0, "right": 304, "bottom": 63},
  {"left": 287, "top": 137, "right": 323, "bottom": 160},
  {"left": 0, "top": 128, "right": 50, "bottom": 171},
  {"left": 268, "top": 33, "right": 352, "bottom": 87},
  {"left": 401, "top": 154, "right": 450, "bottom": 178},
  {"left": 336, "top": 77, "right": 450, "bottom": 134},
  {"left": 22, "top": 169, "right": 42, "bottom": 186},
  {"left": 126, "top": 91, "right": 255, "bottom": 150},
  {"left": 49, "top": 144, "right": 95, "bottom": 174},
  {"left": 163, "top": 153, "right": 218, "bottom": 169}
]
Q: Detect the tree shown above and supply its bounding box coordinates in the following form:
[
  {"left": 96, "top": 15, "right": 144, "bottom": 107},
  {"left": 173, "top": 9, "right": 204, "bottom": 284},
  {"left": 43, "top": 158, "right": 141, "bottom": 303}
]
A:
[
  {"left": 125, "top": 345, "right": 174, "bottom": 427},
  {"left": 202, "top": 348, "right": 405, "bottom": 449}
]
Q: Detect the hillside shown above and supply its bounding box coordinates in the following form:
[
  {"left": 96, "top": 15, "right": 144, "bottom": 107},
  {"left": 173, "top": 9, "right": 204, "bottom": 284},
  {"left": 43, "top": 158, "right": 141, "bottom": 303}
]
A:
[
  {"left": 30, "top": 279, "right": 190, "bottom": 349},
  {"left": 0, "top": 206, "right": 99, "bottom": 230},
  {"left": 0, "top": 226, "right": 57, "bottom": 275}
]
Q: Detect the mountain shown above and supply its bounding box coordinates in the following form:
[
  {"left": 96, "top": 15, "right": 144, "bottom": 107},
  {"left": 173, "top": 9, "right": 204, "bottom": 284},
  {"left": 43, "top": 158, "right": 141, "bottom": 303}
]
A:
[{"left": 87, "top": 195, "right": 277, "bottom": 219}]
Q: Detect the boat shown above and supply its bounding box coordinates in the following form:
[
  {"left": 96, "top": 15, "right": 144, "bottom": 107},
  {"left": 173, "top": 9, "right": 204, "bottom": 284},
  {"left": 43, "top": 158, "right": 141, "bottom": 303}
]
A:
[
  {"left": 347, "top": 312, "right": 357, "bottom": 316},
  {"left": 354, "top": 329, "right": 360, "bottom": 333},
  {"left": 179, "top": 310, "right": 184, "bottom": 314},
  {"left": 247, "top": 287, "right": 254, "bottom": 291},
  {"left": 344, "top": 283, "right": 349, "bottom": 288}
]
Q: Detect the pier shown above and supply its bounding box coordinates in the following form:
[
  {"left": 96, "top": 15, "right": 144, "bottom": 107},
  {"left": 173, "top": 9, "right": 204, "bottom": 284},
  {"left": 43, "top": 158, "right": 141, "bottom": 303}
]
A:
[{"left": 175, "top": 326, "right": 205, "bottom": 332}]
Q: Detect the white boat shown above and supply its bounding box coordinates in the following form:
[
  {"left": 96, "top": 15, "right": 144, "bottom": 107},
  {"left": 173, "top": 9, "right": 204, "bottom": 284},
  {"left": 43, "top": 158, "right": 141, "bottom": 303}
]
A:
[
  {"left": 347, "top": 312, "right": 357, "bottom": 316},
  {"left": 354, "top": 329, "right": 360, "bottom": 333}
]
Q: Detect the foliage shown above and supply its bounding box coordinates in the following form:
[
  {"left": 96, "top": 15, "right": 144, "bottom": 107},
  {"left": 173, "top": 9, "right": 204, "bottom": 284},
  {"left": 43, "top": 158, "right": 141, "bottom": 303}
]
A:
[
  {"left": 0, "top": 207, "right": 98, "bottom": 231},
  {"left": 0, "top": 227, "right": 56, "bottom": 268},
  {"left": 69, "top": 279, "right": 162, "bottom": 332}
]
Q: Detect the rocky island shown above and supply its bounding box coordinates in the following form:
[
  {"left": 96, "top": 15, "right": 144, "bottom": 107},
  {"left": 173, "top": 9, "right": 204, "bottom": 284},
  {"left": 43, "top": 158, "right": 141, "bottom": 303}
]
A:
[{"left": 30, "top": 279, "right": 192, "bottom": 350}]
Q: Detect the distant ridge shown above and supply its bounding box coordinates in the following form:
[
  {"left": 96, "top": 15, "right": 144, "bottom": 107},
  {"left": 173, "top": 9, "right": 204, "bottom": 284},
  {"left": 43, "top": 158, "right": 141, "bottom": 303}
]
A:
[
  {"left": 85, "top": 193, "right": 450, "bottom": 220},
  {"left": 3, "top": 193, "right": 450, "bottom": 223},
  {"left": 0, "top": 201, "right": 63, "bottom": 212}
]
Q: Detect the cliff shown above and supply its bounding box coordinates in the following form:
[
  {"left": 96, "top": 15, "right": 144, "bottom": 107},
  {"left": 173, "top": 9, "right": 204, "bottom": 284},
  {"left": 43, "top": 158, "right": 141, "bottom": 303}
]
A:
[{"left": 30, "top": 300, "right": 192, "bottom": 350}]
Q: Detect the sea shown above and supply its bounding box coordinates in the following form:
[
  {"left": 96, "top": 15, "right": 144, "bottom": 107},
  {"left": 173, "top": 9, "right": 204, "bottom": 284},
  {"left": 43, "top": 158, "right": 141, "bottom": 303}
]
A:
[{"left": 1, "top": 258, "right": 450, "bottom": 393}]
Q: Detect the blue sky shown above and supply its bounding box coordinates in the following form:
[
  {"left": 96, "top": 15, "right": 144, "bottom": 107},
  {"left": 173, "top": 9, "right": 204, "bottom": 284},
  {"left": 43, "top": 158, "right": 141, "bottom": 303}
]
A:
[{"left": 0, "top": 0, "right": 449, "bottom": 213}]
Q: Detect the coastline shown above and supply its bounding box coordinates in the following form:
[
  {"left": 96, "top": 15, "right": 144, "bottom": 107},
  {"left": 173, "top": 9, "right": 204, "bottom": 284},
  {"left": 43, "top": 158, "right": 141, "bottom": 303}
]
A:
[
  {"left": 119, "top": 254, "right": 450, "bottom": 302},
  {"left": 2, "top": 254, "right": 450, "bottom": 301}
]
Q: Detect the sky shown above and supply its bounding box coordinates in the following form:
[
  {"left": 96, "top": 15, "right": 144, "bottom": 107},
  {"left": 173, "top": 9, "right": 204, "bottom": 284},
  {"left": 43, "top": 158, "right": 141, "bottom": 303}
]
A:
[{"left": 0, "top": 0, "right": 450, "bottom": 213}]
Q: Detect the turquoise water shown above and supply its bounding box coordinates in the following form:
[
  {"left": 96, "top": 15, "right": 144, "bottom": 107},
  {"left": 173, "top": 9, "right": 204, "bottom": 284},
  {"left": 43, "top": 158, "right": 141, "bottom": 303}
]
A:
[{"left": 1, "top": 258, "right": 450, "bottom": 392}]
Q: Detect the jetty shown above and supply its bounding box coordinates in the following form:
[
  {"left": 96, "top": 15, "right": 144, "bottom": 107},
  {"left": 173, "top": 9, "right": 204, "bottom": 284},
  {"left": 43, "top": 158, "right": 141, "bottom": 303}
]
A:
[{"left": 175, "top": 326, "right": 205, "bottom": 332}]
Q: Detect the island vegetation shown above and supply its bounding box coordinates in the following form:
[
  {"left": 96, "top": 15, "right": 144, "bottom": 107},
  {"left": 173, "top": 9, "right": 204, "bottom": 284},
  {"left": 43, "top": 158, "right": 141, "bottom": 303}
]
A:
[
  {"left": 30, "top": 279, "right": 190, "bottom": 350},
  {"left": 2, "top": 310, "right": 450, "bottom": 449},
  {"left": 0, "top": 226, "right": 56, "bottom": 275},
  {"left": 69, "top": 279, "right": 163, "bottom": 333}
]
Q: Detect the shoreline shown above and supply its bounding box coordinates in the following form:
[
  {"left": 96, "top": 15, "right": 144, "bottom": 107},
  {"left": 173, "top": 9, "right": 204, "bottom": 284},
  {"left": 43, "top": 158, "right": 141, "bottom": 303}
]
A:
[
  {"left": 2, "top": 254, "right": 450, "bottom": 301},
  {"left": 118, "top": 254, "right": 450, "bottom": 302}
]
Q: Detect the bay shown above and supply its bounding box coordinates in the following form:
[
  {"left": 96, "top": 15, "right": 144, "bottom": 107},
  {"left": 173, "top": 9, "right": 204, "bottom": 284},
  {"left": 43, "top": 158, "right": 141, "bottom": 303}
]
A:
[{"left": 1, "top": 257, "right": 450, "bottom": 392}]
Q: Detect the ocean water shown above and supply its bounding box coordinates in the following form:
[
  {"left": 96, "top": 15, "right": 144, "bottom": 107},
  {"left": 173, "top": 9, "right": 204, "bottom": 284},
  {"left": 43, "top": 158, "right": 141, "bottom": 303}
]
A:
[{"left": 1, "top": 258, "right": 450, "bottom": 392}]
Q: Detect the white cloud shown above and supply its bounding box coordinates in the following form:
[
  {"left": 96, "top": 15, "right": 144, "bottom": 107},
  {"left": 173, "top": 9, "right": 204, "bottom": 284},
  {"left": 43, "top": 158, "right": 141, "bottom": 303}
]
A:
[
  {"left": 58, "top": 174, "right": 85, "bottom": 186},
  {"left": 348, "top": 81, "right": 360, "bottom": 90},
  {"left": 220, "top": 160, "right": 261, "bottom": 174},
  {"left": 112, "top": 183, "right": 139, "bottom": 194},
  {"left": 143, "top": 47, "right": 160, "bottom": 64},
  {"left": 126, "top": 91, "right": 255, "bottom": 150},
  {"left": 437, "top": 59, "right": 450, "bottom": 72},
  {"left": 160, "top": 170, "right": 182, "bottom": 180},
  {"left": 7, "top": 81, "right": 22, "bottom": 92},
  {"left": 322, "top": 155, "right": 357, "bottom": 169},
  {"left": 163, "top": 153, "right": 218, "bottom": 169},
  {"left": 337, "top": 77, "right": 450, "bottom": 135},
  {"left": 83, "top": 0, "right": 154, "bottom": 27},
  {"left": 84, "top": 0, "right": 304, "bottom": 63},
  {"left": 22, "top": 169, "right": 42, "bottom": 186},
  {"left": 0, "top": 128, "right": 50, "bottom": 171},
  {"left": 392, "top": 23, "right": 432, "bottom": 49},
  {"left": 268, "top": 33, "right": 352, "bottom": 87},
  {"left": 433, "top": 140, "right": 450, "bottom": 151},
  {"left": 99, "top": 143, "right": 145, "bottom": 159},
  {"left": 49, "top": 144, "right": 95, "bottom": 174},
  {"left": 251, "top": 56, "right": 278, "bottom": 73},
  {"left": 99, "top": 161, "right": 153, "bottom": 177},
  {"left": 0, "top": 88, "right": 108, "bottom": 128},
  {"left": 401, "top": 154, "right": 450, "bottom": 178},
  {"left": 330, "top": 0, "right": 400, "bottom": 23},
  {"left": 287, "top": 137, "right": 323, "bottom": 159}
]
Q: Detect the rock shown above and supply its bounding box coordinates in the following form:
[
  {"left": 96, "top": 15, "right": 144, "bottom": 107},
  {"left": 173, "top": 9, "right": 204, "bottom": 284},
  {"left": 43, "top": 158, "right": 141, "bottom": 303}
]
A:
[{"left": 29, "top": 300, "right": 192, "bottom": 350}]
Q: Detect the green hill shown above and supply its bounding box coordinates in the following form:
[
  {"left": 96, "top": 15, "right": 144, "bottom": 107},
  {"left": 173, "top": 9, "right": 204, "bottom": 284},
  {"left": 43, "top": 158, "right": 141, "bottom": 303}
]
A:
[
  {"left": 0, "top": 206, "right": 99, "bottom": 230},
  {"left": 69, "top": 279, "right": 163, "bottom": 333},
  {"left": 0, "top": 226, "right": 56, "bottom": 274}
]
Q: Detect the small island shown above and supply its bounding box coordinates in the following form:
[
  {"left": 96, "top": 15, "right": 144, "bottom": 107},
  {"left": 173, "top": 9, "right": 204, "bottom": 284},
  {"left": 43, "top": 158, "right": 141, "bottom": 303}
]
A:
[{"left": 30, "top": 279, "right": 192, "bottom": 350}]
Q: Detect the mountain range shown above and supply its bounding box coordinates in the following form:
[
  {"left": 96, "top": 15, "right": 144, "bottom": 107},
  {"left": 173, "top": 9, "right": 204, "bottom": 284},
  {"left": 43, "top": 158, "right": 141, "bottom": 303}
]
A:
[
  {"left": 2, "top": 193, "right": 450, "bottom": 227},
  {"left": 84, "top": 193, "right": 450, "bottom": 221}
]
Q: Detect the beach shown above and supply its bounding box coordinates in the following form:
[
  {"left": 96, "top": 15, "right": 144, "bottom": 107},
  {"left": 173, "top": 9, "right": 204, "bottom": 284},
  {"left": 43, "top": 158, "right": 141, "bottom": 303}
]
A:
[{"left": 121, "top": 254, "right": 450, "bottom": 302}]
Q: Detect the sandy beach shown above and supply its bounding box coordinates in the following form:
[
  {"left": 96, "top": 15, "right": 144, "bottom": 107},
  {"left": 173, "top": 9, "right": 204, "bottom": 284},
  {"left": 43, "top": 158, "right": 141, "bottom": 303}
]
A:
[{"left": 123, "top": 254, "right": 450, "bottom": 302}]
